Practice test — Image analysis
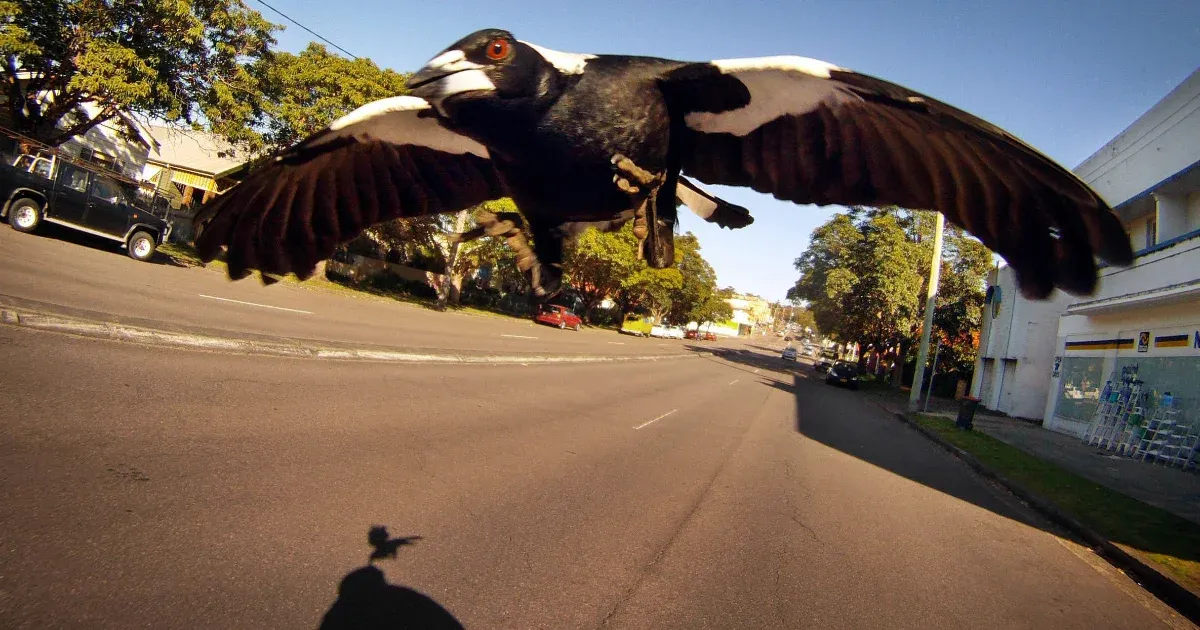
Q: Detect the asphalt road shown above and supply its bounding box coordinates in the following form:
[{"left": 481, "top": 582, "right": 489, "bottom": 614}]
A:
[
  {"left": 0, "top": 324, "right": 1184, "bottom": 629},
  {"left": 0, "top": 225, "right": 695, "bottom": 357}
]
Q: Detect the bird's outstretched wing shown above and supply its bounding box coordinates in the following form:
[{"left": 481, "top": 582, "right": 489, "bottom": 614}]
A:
[
  {"left": 658, "top": 58, "right": 1133, "bottom": 298},
  {"left": 193, "top": 96, "right": 506, "bottom": 281},
  {"left": 677, "top": 177, "right": 754, "bottom": 229}
]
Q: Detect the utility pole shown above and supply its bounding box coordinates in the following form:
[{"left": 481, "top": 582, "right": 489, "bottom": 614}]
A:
[
  {"left": 908, "top": 212, "right": 945, "bottom": 412},
  {"left": 923, "top": 338, "right": 942, "bottom": 412}
]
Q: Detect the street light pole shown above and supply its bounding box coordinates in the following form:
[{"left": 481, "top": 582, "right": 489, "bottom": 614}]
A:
[{"left": 908, "top": 211, "right": 945, "bottom": 412}]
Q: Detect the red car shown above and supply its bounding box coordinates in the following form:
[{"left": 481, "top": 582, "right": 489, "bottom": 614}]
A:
[{"left": 534, "top": 304, "right": 583, "bottom": 331}]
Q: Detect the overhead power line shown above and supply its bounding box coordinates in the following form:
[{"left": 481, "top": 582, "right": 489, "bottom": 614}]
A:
[{"left": 250, "top": 0, "right": 360, "bottom": 60}]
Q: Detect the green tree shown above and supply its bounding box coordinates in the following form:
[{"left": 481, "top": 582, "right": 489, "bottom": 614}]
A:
[
  {"left": 622, "top": 263, "right": 683, "bottom": 322},
  {"left": 564, "top": 223, "right": 709, "bottom": 323},
  {"left": 563, "top": 223, "right": 640, "bottom": 321},
  {"left": 665, "top": 233, "right": 725, "bottom": 325},
  {"left": 254, "top": 42, "right": 409, "bottom": 153},
  {"left": 0, "top": 0, "right": 277, "bottom": 146},
  {"left": 690, "top": 292, "right": 734, "bottom": 327},
  {"left": 788, "top": 207, "right": 990, "bottom": 384}
]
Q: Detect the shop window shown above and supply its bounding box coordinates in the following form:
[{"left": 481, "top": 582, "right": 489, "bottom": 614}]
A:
[
  {"left": 1111, "top": 356, "right": 1199, "bottom": 433},
  {"left": 1053, "top": 356, "right": 1106, "bottom": 422}
]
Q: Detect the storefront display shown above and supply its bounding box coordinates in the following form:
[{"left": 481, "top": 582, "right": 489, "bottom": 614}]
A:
[{"left": 1055, "top": 327, "right": 1199, "bottom": 471}]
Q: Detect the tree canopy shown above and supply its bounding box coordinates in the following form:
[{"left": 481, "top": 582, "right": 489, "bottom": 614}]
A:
[
  {"left": 788, "top": 207, "right": 992, "bottom": 377},
  {"left": 563, "top": 224, "right": 727, "bottom": 324},
  {"left": 250, "top": 42, "right": 409, "bottom": 154},
  {"left": 1, "top": 0, "right": 277, "bottom": 146}
]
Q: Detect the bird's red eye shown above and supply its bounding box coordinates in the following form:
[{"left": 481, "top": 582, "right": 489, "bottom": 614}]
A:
[{"left": 486, "top": 38, "right": 509, "bottom": 60}]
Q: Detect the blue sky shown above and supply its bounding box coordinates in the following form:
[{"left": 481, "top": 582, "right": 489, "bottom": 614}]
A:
[{"left": 258, "top": 0, "right": 1200, "bottom": 301}]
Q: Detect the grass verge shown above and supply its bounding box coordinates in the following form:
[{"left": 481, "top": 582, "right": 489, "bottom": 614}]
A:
[{"left": 911, "top": 413, "right": 1200, "bottom": 594}]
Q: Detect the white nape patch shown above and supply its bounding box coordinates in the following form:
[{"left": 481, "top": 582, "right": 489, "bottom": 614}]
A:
[
  {"left": 676, "top": 180, "right": 719, "bottom": 220},
  {"left": 685, "top": 56, "right": 855, "bottom": 137},
  {"left": 711, "top": 55, "right": 841, "bottom": 79},
  {"left": 323, "top": 95, "right": 489, "bottom": 158},
  {"left": 519, "top": 41, "right": 595, "bottom": 75},
  {"left": 424, "top": 49, "right": 485, "bottom": 74}
]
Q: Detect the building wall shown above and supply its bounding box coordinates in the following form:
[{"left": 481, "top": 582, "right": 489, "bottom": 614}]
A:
[
  {"left": 971, "top": 265, "right": 1072, "bottom": 420},
  {"left": 1187, "top": 192, "right": 1200, "bottom": 231},
  {"left": 985, "top": 69, "right": 1200, "bottom": 439},
  {"left": 1073, "top": 69, "right": 1200, "bottom": 212},
  {"left": 56, "top": 120, "right": 150, "bottom": 180}
]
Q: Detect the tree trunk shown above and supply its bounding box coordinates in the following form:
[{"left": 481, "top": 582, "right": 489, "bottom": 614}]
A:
[
  {"left": 890, "top": 341, "right": 905, "bottom": 387},
  {"left": 437, "top": 210, "right": 470, "bottom": 308}
]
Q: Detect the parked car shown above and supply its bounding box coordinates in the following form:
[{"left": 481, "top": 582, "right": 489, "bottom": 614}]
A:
[
  {"left": 620, "top": 314, "right": 654, "bottom": 337},
  {"left": 685, "top": 329, "right": 699, "bottom": 340},
  {"left": 0, "top": 152, "right": 171, "bottom": 261},
  {"left": 781, "top": 346, "right": 797, "bottom": 361},
  {"left": 703, "top": 331, "right": 717, "bottom": 341},
  {"left": 650, "top": 324, "right": 685, "bottom": 339},
  {"left": 825, "top": 361, "right": 860, "bottom": 389},
  {"left": 534, "top": 304, "right": 582, "bottom": 331},
  {"left": 813, "top": 351, "right": 838, "bottom": 373}
]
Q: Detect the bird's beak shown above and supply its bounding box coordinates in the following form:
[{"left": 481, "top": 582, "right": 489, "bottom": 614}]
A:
[{"left": 409, "top": 49, "right": 485, "bottom": 94}]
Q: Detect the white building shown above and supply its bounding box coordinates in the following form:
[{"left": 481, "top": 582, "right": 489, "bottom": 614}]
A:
[
  {"left": 971, "top": 67, "right": 1200, "bottom": 455},
  {"left": 971, "top": 265, "right": 1074, "bottom": 420},
  {"left": 726, "top": 293, "right": 772, "bottom": 335}
]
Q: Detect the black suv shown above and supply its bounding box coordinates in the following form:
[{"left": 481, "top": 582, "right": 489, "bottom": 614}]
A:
[{"left": 0, "top": 152, "right": 170, "bottom": 261}]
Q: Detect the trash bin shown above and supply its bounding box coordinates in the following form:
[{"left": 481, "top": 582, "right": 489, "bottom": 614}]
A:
[{"left": 956, "top": 396, "right": 980, "bottom": 430}]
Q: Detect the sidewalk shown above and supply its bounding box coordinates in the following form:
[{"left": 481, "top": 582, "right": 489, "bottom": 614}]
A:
[
  {"left": 870, "top": 386, "right": 1200, "bottom": 622},
  {"left": 966, "top": 414, "right": 1200, "bottom": 526},
  {"left": 869, "top": 388, "right": 1200, "bottom": 526}
]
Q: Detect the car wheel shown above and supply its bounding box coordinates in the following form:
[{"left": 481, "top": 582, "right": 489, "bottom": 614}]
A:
[
  {"left": 7, "top": 198, "right": 42, "bottom": 233},
  {"left": 573, "top": 323, "right": 581, "bottom": 331},
  {"left": 127, "top": 230, "right": 157, "bottom": 261},
  {"left": 559, "top": 321, "right": 566, "bottom": 329}
]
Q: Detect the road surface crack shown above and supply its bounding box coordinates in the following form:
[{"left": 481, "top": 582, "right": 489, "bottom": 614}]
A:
[{"left": 790, "top": 514, "right": 823, "bottom": 545}]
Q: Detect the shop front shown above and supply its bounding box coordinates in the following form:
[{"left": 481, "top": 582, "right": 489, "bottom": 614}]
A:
[{"left": 1048, "top": 317, "right": 1200, "bottom": 470}]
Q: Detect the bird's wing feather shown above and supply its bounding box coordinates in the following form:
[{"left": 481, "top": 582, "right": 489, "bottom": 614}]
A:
[
  {"left": 676, "top": 177, "right": 754, "bottom": 229},
  {"left": 193, "top": 96, "right": 506, "bottom": 281},
  {"left": 658, "top": 58, "right": 1133, "bottom": 298}
]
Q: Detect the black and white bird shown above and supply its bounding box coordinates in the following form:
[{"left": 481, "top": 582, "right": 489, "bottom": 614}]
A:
[{"left": 194, "top": 28, "right": 1133, "bottom": 300}]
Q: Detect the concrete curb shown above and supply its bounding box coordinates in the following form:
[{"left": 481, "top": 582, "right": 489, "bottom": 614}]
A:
[
  {"left": 891, "top": 410, "right": 1200, "bottom": 625},
  {"left": 0, "top": 307, "right": 704, "bottom": 366}
]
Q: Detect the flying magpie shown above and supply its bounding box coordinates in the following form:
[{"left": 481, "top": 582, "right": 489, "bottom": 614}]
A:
[{"left": 193, "top": 28, "right": 1133, "bottom": 300}]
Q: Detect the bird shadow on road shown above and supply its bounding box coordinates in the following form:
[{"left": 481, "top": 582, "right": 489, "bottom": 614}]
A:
[{"left": 318, "top": 526, "right": 465, "bottom": 630}]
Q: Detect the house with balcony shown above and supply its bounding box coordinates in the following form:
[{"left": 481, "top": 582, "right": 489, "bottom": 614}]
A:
[{"left": 971, "top": 68, "right": 1200, "bottom": 468}]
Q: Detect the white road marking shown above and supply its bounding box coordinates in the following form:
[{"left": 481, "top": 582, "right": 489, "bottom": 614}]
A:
[
  {"left": 607, "top": 342, "right": 625, "bottom": 345},
  {"left": 197, "top": 294, "right": 312, "bottom": 314},
  {"left": 729, "top": 379, "right": 740, "bottom": 385},
  {"left": 634, "top": 409, "right": 677, "bottom": 430},
  {"left": 501, "top": 334, "right": 538, "bottom": 340},
  {"left": 754, "top": 369, "right": 760, "bottom": 374}
]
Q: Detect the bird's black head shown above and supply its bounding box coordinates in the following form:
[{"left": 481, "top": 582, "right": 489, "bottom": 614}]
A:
[{"left": 409, "top": 29, "right": 587, "bottom": 122}]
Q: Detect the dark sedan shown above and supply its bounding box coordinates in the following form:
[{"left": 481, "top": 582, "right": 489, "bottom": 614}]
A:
[{"left": 824, "top": 361, "right": 860, "bottom": 390}]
